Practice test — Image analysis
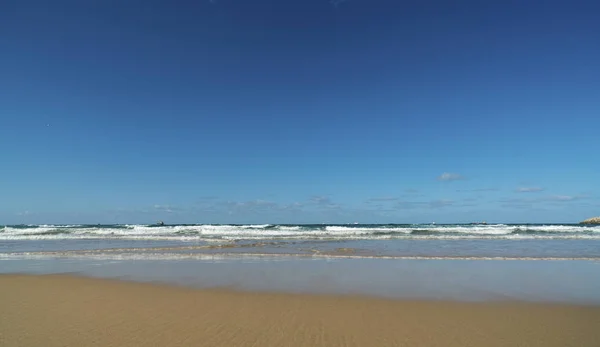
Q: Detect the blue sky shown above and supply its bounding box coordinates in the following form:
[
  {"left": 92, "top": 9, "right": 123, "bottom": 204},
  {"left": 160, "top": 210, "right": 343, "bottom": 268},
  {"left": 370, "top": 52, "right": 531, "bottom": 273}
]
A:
[{"left": 1, "top": 0, "right": 599, "bottom": 224}]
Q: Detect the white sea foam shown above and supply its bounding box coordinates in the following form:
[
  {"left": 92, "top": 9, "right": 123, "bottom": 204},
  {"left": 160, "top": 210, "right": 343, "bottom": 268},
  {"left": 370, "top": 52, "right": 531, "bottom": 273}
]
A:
[
  {"left": 1, "top": 224, "right": 599, "bottom": 241},
  {"left": 324, "top": 226, "right": 412, "bottom": 234},
  {"left": 1, "top": 251, "right": 598, "bottom": 262}
]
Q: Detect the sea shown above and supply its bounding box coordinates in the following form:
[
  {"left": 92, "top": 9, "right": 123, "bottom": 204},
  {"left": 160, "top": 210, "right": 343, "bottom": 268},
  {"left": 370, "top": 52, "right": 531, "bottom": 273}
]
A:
[
  {"left": 2, "top": 223, "right": 600, "bottom": 303},
  {"left": 1, "top": 223, "right": 600, "bottom": 259}
]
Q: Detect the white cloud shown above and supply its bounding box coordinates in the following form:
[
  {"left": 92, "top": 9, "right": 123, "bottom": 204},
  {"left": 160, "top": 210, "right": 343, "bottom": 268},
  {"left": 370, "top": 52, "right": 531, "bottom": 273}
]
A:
[
  {"left": 437, "top": 173, "right": 464, "bottom": 181},
  {"left": 429, "top": 199, "right": 454, "bottom": 208},
  {"left": 222, "top": 200, "right": 278, "bottom": 211},
  {"left": 516, "top": 187, "right": 544, "bottom": 193},
  {"left": 499, "top": 194, "right": 590, "bottom": 208},
  {"left": 544, "top": 195, "right": 586, "bottom": 202},
  {"left": 310, "top": 196, "right": 332, "bottom": 205},
  {"left": 366, "top": 197, "right": 398, "bottom": 202},
  {"left": 280, "top": 202, "right": 304, "bottom": 211},
  {"left": 457, "top": 188, "right": 498, "bottom": 192},
  {"left": 153, "top": 205, "right": 183, "bottom": 213},
  {"left": 395, "top": 199, "right": 455, "bottom": 210}
]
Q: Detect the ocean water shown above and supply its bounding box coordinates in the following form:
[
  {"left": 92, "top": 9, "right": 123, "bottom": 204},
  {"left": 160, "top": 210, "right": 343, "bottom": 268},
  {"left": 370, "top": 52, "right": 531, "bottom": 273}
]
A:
[
  {"left": 2, "top": 223, "right": 600, "bottom": 303},
  {"left": 1, "top": 223, "right": 599, "bottom": 260}
]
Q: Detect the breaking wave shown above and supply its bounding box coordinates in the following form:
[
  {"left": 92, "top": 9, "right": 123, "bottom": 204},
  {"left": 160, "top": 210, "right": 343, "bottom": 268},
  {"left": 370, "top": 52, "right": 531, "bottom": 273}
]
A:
[{"left": 0, "top": 223, "right": 598, "bottom": 241}]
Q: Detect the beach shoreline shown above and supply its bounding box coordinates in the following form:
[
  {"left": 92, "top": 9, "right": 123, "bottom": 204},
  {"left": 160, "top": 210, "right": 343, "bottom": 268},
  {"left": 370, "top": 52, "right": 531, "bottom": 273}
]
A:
[
  {"left": 1, "top": 274, "right": 599, "bottom": 347},
  {"left": 3, "top": 256, "right": 600, "bottom": 304}
]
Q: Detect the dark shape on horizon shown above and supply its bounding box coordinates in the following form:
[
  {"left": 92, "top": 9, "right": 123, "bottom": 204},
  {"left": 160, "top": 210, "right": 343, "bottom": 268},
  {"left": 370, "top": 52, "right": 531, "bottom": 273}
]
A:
[
  {"left": 580, "top": 217, "right": 600, "bottom": 225},
  {"left": 156, "top": 220, "right": 165, "bottom": 226},
  {"left": 471, "top": 221, "right": 488, "bottom": 225}
]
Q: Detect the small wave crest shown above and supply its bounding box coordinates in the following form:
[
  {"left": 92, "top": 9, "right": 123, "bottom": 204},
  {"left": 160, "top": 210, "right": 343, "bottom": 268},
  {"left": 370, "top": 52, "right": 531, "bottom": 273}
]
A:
[
  {"left": 2, "top": 251, "right": 599, "bottom": 262},
  {"left": 1, "top": 224, "right": 599, "bottom": 241}
]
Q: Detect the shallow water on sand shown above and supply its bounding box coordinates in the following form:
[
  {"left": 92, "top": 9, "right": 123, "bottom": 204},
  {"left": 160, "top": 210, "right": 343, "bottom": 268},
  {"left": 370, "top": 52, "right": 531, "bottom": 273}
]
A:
[
  {"left": 3, "top": 238, "right": 600, "bottom": 260},
  {"left": 2, "top": 256, "right": 600, "bottom": 304}
]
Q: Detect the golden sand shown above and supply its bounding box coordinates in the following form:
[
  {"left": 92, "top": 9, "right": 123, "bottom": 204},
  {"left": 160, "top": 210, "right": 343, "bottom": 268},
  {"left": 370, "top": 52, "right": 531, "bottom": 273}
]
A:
[{"left": 1, "top": 274, "right": 599, "bottom": 346}]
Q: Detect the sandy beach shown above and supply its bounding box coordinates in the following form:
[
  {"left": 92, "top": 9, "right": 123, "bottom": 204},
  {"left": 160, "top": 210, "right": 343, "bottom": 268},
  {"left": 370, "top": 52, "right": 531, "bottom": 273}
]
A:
[{"left": 1, "top": 274, "right": 599, "bottom": 347}]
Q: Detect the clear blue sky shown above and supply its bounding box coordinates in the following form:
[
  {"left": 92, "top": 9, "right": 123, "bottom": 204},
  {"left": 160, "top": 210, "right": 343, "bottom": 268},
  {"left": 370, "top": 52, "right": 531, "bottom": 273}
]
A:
[{"left": 1, "top": 0, "right": 599, "bottom": 224}]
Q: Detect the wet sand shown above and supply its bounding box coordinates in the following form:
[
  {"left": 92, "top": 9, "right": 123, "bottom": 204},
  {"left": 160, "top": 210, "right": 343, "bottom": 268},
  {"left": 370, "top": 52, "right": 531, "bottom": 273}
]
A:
[{"left": 1, "top": 274, "right": 599, "bottom": 347}]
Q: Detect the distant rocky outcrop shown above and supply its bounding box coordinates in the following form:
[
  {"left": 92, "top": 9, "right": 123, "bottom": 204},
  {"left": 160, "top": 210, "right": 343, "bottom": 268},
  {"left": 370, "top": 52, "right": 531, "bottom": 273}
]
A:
[{"left": 580, "top": 217, "right": 600, "bottom": 225}]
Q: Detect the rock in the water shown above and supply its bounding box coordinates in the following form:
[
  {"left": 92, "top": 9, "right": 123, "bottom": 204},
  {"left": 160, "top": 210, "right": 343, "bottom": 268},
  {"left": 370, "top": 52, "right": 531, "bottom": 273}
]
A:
[{"left": 580, "top": 217, "right": 600, "bottom": 225}]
